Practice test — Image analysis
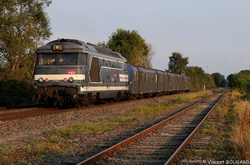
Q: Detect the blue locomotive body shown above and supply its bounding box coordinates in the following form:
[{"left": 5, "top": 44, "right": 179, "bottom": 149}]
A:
[{"left": 34, "top": 39, "right": 128, "bottom": 106}]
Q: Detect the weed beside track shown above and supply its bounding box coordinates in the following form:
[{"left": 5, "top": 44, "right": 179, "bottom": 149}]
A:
[{"left": 178, "top": 90, "right": 250, "bottom": 163}]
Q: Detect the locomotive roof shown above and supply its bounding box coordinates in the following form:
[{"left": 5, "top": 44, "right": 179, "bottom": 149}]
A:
[{"left": 37, "top": 39, "right": 127, "bottom": 62}]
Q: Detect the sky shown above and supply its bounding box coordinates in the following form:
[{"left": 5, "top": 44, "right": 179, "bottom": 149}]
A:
[{"left": 45, "top": 0, "right": 250, "bottom": 77}]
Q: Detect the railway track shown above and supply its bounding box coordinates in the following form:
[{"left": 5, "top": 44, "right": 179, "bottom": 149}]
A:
[
  {"left": 0, "top": 99, "right": 140, "bottom": 121},
  {"left": 0, "top": 90, "right": 206, "bottom": 122},
  {"left": 76, "top": 92, "right": 225, "bottom": 165},
  {"left": 0, "top": 92, "right": 196, "bottom": 121},
  {"left": 0, "top": 107, "right": 59, "bottom": 121}
]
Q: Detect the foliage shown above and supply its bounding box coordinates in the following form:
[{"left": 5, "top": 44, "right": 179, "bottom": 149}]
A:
[
  {"left": 0, "top": 0, "right": 51, "bottom": 72},
  {"left": 185, "top": 66, "right": 215, "bottom": 90},
  {"left": 227, "top": 70, "right": 250, "bottom": 99},
  {"left": 107, "top": 28, "right": 153, "bottom": 68},
  {"left": 227, "top": 74, "right": 235, "bottom": 88},
  {"left": 212, "top": 72, "right": 226, "bottom": 87},
  {"left": 0, "top": 79, "right": 33, "bottom": 106},
  {"left": 168, "top": 52, "right": 189, "bottom": 74},
  {"left": 0, "top": 0, "right": 52, "bottom": 106},
  {"left": 166, "top": 52, "right": 215, "bottom": 90}
]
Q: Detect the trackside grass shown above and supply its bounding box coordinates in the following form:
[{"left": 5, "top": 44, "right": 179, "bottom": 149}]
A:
[
  {"left": 127, "top": 90, "right": 212, "bottom": 117},
  {"left": 229, "top": 91, "right": 250, "bottom": 160},
  {"left": 42, "top": 122, "right": 115, "bottom": 137},
  {"left": 182, "top": 90, "right": 250, "bottom": 160},
  {"left": 126, "top": 102, "right": 175, "bottom": 117},
  {"left": 217, "top": 90, "right": 250, "bottom": 159},
  {"left": 0, "top": 122, "right": 115, "bottom": 164}
]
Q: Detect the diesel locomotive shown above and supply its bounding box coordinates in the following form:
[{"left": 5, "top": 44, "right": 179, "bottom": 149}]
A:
[{"left": 33, "top": 39, "right": 190, "bottom": 106}]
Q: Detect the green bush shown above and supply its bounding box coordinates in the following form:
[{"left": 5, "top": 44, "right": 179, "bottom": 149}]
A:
[
  {"left": 0, "top": 80, "right": 33, "bottom": 106},
  {"left": 0, "top": 67, "right": 34, "bottom": 106},
  {"left": 232, "top": 70, "right": 250, "bottom": 99}
]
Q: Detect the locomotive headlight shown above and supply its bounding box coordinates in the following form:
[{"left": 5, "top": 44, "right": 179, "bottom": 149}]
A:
[
  {"left": 53, "top": 44, "right": 63, "bottom": 51},
  {"left": 38, "top": 77, "right": 44, "bottom": 83},
  {"left": 68, "top": 77, "right": 74, "bottom": 83}
]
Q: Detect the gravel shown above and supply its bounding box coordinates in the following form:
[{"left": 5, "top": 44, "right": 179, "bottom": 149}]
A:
[{"left": 0, "top": 94, "right": 199, "bottom": 164}]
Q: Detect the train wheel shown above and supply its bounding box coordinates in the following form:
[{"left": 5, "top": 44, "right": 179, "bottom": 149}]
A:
[
  {"left": 128, "top": 94, "right": 136, "bottom": 100},
  {"left": 131, "top": 94, "right": 136, "bottom": 100},
  {"left": 83, "top": 98, "right": 89, "bottom": 106},
  {"left": 53, "top": 100, "right": 58, "bottom": 107},
  {"left": 114, "top": 92, "right": 122, "bottom": 102},
  {"left": 32, "top": 95, "right": 40, "bottom": 104}
]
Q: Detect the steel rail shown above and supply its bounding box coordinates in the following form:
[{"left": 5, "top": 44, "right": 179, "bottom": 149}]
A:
[
  {"left": 165, "top": 92, "right": 225, "bottom": 165},
  {"left": 76, "top": 94, "right": 216, "bottom": 165},
  {"left": 0, "top": 108, "right": 52, "bottom": 118},
  {"left": 0, "top": 108, "right": 58, "bottom": 121},
  {"left": 0, "top": 103, "right": 45, "bottom": 111},
  {"left": 0, "top": 102, "right": 110, "bottom": 121}
]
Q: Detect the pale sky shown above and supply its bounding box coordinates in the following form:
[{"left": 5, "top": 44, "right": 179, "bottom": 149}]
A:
[{"left": 45, "top": 0, "right": 250, "bottom": 77}]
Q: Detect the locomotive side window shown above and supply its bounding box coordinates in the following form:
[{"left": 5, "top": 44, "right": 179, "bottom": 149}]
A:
[
  {"left": 99, "top": 58, "right": 123, "bottom": 70},
  {"left": 38, "top": 54, "right": 56, "bottom": 65},
  {"left": 59, "top": 54, "right": 77, "bottom": 65},
  {"left": 116, "top": 63, "right": 122, "bottom": 69}
]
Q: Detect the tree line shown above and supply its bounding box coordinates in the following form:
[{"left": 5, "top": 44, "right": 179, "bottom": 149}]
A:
[
  {"left": 1, "top": 0, "right": 249, "bottom": 106},
  {"left": 166, "top": 52, "right": 215, "bottom": 90}
]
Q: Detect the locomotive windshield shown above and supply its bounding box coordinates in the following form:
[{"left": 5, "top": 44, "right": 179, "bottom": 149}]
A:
[
  {"left": 59, "top": 54, "right": 77, "bottom": 65},
  {"left": 38, "top": 54, "right": 56, "bottom": 65},
  {"left": 37, "top": 54, "right": 78, "bottom": 65}
]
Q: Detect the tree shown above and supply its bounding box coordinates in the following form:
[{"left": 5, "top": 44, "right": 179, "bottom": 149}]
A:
[
  {"left": 212, "top": 72, "right": 226, "bottom": 87},
  {"left": 107, "top": 29, "right": 153, "bottom": 68},
  {"left": 185, "top": 66, "right": 215, "bottom": 90},
  {"left": 227, "top": 74, "right": 235, "bottom": 88},
  {"left": 135, "top": 43, "right": 155, "bottom": 68},
  {"left": 232, "top": 70, "right": 250, "bottom": 99},
  {"left": 0, "top": 0, "right": 52, "bottom": 106},
  {"left": 168, "top": 52, "right": 189, "bottom": 74},
  {"left": 0, "top": 0, "right": 52, "bottom": 79}
]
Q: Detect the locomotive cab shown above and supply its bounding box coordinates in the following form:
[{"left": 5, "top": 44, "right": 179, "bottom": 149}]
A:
[{"left": 33, "top": 39, "right": 88, "bottom": 106}]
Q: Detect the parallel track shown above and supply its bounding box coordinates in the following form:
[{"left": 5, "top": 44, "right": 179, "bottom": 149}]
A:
[
  {"left": 0, "top": 108, "right": 58, "bottom": 121},
  {"left": 0, "top": 92, "right": 196, "bottom": 121},
  {"left": 0, "top": 91, "right": 203, "bottom": 121},
  {"left": 0, "top": 104, "right": 45, "bottom": 111},
  {"left": 76, "top": 92, "right": 225, "bottom": 165}
]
